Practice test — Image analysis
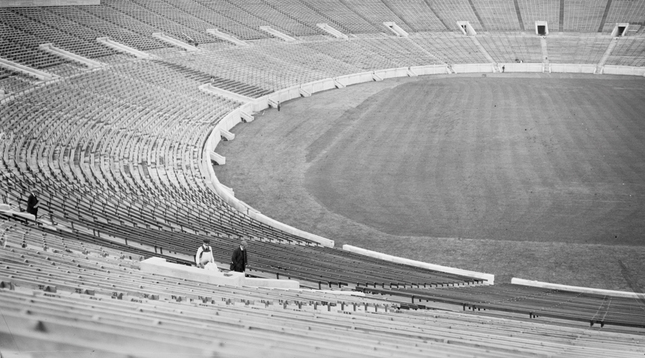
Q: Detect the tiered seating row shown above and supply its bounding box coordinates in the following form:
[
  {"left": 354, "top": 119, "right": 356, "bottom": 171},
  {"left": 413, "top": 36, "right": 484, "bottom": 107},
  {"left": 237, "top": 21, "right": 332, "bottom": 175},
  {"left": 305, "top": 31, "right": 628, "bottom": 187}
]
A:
[
  {"left": 563, "top": 0, "right": 607, "bottom": 32},
  {"left": 1, "top": 8, "right": 117, "bottom": 60},
  {"left": 516, "top": 0, "right": 561, "bottom": 33},
  {"left": 299, "top": 0, "right": 380, "bottom": 34},
  {"left": 103, "top": 0, "right": 219, "bottom": 46},
  {"left": 164, "top": 45, "right": 339, "bottom": 94},
  {"left": 342, "top": 0, "right": 413, "bottom": 32},
  {"left": 382, "top": 0, "right": 448, "bottom": 32},
  {"left": 472, "top": 0, "right": 522, "bottom": 31},
  {"left": 0, "top": 66, "right": 281, "bottom": 241},
  {"left": 1, "top": 229, "right": 644, "bottom": 357},
  {"left": 360, "top": 283, "right": 645, "bottom": 328},
  {"left": 7, "top": 285, "right": 641, "bottom": 358},
  {"left": 357, "top": 38, "right": 443, "bottom": 67},
  {"left": 0, "top": 23, "right": 79, "bottom": 73},
  {"left": 431, "top": 0, "right": 483, "bottom": 31},
  {"left": 605, "top": 37, "right": 645, "bottom": 66},
  {"left": 302, "top": 40, "right": 402, "bottom": 71},
  {"left": 223, "top": 0, "right": 321, "bottom": 37},
  {"left": 261, "top": 0, "right": 350, "bottom": 35},
  {"left": 0, "top": 71, "right": 37, "bottom": 96},
  {"left": 478, "top": 34, "right": 543, "bottom": 63},
  {"left": 78, "top": 3, "right": 185, "bottom": 50},
  {"left": 410, "top": 33, "right": 490, "bottom": 64},
  {"left": 547, "top": 35, "right": 612, "bottom": 64},
  {"left": 602, "top": 0, "right": 645, "bottom": 33},
  {"left": 245, "top": 42, "right": 363, "bottom": 78},
  {"left": 46, "top": 6, "right": 167, "bottom": 51}
]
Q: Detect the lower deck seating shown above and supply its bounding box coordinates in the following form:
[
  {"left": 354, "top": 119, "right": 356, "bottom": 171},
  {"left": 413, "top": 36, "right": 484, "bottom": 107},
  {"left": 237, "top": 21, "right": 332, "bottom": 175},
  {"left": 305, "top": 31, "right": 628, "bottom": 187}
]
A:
[
  {"left": 605, "top": 37, "right": 645, "bottom": 67},
  {"left": 1, "top": 225, "right": 644, "bottom": 357},
  {"left": 410, "top": 33, "right": 490, "bottom": 64},
  {"left": 478, "top": 33, "right": 543, "bottom": 63},
  {"left": 546, "top": 35, "right": 612, "bottom": 64},
  {"left": 359, "top": 283, "right": 645, "bottom": 329}
]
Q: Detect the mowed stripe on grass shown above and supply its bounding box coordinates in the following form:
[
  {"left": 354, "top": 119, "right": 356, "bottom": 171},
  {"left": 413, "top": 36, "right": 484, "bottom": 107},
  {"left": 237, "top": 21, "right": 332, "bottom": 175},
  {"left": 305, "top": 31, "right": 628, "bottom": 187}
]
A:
[{"left": 305, "top": 77, "right": 645, "bottom": 245}]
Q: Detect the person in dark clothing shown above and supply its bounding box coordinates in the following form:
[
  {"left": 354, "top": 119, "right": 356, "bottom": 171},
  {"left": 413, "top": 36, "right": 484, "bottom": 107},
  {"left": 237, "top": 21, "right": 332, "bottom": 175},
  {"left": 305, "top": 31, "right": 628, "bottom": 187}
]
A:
[
  {"left": 230, "top": 239, "right": 248, "bottom": 273},
  {"left": 26, "top": 190, "right": 39, "bottom": 219}
]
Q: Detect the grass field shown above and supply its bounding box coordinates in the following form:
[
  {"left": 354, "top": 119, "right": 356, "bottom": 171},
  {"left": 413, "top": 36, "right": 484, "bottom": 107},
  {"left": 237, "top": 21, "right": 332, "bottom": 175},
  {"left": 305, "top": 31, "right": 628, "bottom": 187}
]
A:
[{"left": 216, "top": 73, "right": 645, "bottom": 292}]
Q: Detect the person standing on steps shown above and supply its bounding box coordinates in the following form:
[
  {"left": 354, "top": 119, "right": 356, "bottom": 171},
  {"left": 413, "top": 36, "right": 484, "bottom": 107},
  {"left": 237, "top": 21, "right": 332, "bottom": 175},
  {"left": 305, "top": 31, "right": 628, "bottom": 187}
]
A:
[
  {"left": 230, "top": 239, "right": 248, "bottom": 274},
  {"left": 26, "top": 189, "right": 40, "bottom": 219}
]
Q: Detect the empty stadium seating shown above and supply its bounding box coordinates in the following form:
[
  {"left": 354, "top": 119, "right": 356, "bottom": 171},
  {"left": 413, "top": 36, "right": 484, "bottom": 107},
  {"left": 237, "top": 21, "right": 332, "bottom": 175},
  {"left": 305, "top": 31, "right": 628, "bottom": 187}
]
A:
[
  {"left": 563, "top": 0, "right": 606, "bottom": 33},
  {"left": 1, "top": 225, "right": 644, "bottom": 357},
  {"left": 478, "top": 33, "right": 543, "bottom": 63},
  {"left": 471, "top": 0, "right": 523, "bottom": 31},
  {"left": 516, "top": 0, "right": 561, "bottom": 33},
  {"left": 605, "top": 37, "right": 645, "bottom": 66},
  {"left": 547, "top": 35, "right": 612, "bottom": 64},
  {"left": 382, "top": 0, "right": 448, "bottom": 32},
  {"left": 1, "top": 0, "right": 645, "bottom": 355}
]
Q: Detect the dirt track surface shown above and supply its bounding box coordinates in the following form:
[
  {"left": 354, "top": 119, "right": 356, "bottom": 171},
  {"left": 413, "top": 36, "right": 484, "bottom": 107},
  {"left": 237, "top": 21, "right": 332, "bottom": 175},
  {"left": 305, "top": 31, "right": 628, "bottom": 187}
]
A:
[{"left": 215, "top": 73, "right": 645, "bottom": 291}]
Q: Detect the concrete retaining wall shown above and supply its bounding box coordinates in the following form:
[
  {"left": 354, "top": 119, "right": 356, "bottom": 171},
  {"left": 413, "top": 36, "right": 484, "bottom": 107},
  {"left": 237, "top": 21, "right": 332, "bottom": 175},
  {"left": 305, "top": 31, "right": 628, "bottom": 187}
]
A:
[
  {"left": 511, "top": 278, "right": 645, "bottom": 299},
  {"left": 343, "top": 245, "right": 495, "bottom": 284},
  {"left": 140, "top": 257, "right": 299, "bottom": 289}
]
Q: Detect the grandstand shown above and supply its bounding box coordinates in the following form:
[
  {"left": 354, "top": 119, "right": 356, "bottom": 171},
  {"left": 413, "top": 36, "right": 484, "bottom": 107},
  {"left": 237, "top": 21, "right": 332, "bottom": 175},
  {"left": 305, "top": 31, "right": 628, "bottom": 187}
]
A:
[{"left": 1, "top": 0, "right": 645, "bottom": 356}]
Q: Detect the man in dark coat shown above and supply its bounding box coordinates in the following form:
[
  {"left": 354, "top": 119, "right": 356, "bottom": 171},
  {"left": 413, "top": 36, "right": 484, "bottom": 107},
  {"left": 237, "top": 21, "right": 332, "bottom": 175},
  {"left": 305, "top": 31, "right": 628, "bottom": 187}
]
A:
[
  {"left": 230, "top": 239, "right": 248, "bottom": 273},
  {"left": 26, "top": 190, "right": 39, "bottom": 219}
]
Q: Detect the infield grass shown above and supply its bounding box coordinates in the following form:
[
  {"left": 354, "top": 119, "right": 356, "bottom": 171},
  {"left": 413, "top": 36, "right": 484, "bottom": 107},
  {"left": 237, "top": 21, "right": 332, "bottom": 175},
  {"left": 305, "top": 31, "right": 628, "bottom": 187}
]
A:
[{"left": 216, "top": 73, "right": 645, "bottom": 291}]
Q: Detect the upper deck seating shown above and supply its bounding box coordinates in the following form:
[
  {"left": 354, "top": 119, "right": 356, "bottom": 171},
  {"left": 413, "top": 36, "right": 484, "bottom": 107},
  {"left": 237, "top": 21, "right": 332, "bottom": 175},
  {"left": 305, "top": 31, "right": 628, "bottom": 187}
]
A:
[
  {"left": 218, "top": 0, "right": 321, "bottom": 37},
  {"left": 0, "top": 23, "right": 76, "bottom": 72},
  {"left": 342, "top": 0, "right": 414, "bottom": 33},
  {"left": 103, "top": 0, "right": 220, "bottom": 46},
  {"left": 430, "top": 0, "right": 484, "bottom": 32},
  {"left": 77, "top": 4, "right": 184, "bottom": 47},
  {"left": 471, "top": 0, "right": 522, "bottom": 31},
  {"left": 299, "top": 0, "right": 381, "bottom": 34},
  {"left": 516, "top": 0, "right": 561, "bottom": 33},
  {"left": 0, "top": 8, "right": 117, "bottom": 60},
  {"left": 45, "top": 6, "right": 167, "bottom": 51},
  {"left": 382, "top": 0, "right": 448, "bottom": 32},
  {"left": 602, "top": 0, "right": 645, "bottom": 33},
  {"left": 166, "top": 0, "right": 266, "bottom": 41},
  {"left": 261, "top": 0, "right": 350, "bottom": 35},
  {"left": 192, "top": 0, "right": 299, "bottom": 40},
  {"left": 563, "top": 0, "right": 606, "bottom": 32}
]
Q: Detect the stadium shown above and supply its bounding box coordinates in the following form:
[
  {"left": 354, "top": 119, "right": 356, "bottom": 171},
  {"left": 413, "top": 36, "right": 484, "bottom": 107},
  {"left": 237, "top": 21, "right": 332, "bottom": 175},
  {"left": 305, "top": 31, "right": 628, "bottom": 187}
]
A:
[{"left": 0, "top": 0, "right": 644, "bottom": 356}]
